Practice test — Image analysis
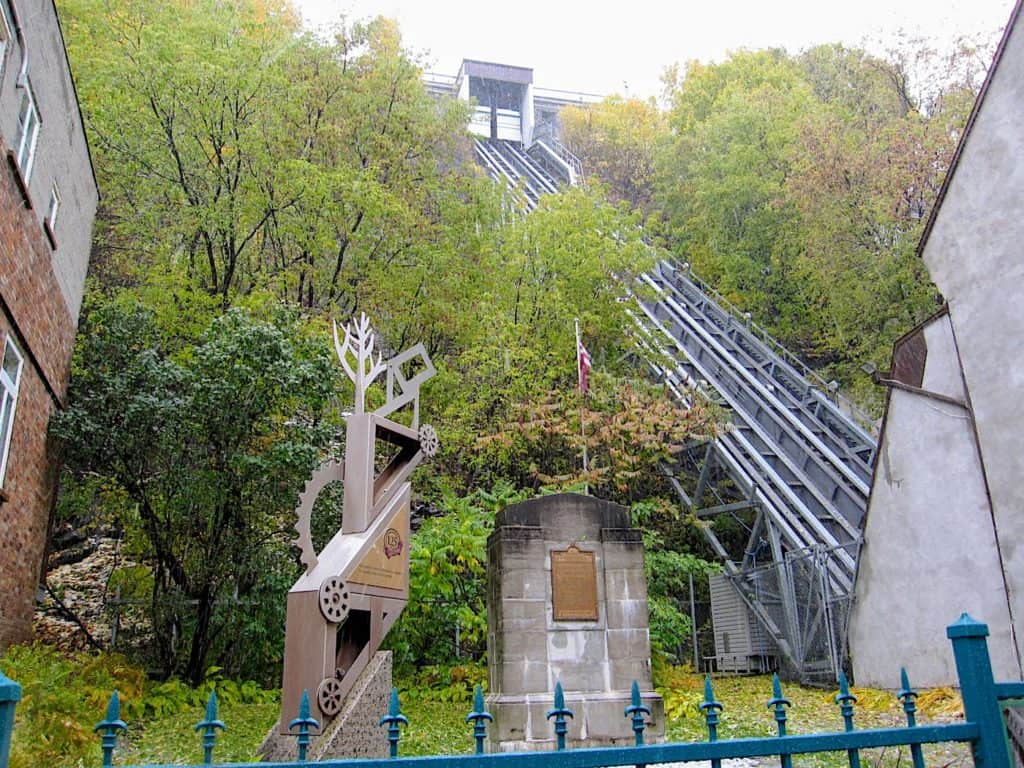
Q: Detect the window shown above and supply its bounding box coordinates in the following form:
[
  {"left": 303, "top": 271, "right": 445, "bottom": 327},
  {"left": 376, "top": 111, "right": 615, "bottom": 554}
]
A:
[
  {"left": 46, "top": 184, "right": 60, "bottom": 229},
  {"left": 0, "top": 1, "right": 10, "bottom": 79},
  {"left": 13, "top": 77, "right": 39, "bottom": 181},
  {"left": 44, "top": 183, "right": 60, "bottom": 245},
  {"left": 0, "top": 336, "right": 23, "bottom": 488}
]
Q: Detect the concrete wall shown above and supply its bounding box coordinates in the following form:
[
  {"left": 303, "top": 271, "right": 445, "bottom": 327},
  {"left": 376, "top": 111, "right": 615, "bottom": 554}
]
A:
[{"left": 850, "top": 313, "right": 1019, "bottom": 686}]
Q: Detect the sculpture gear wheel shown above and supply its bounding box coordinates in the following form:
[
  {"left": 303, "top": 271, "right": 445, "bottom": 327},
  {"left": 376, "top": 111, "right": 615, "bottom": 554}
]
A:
[
  {"left": 418, "top": 424, "right": 439, "bottom": 458},
  {"left": 292, "top": 458, "right": 344, "bottom": 573},
  {"left": 317, "top": 677, "right": 345, "bottom": 718},
  {"left": 318, "top": 575, "right": 350, "bottom": 624}
]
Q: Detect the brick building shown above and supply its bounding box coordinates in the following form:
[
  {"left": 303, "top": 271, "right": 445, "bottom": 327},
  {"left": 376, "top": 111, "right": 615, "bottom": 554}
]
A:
[{"left": 0, "top": 0, "right": 98, "bottom": 646}]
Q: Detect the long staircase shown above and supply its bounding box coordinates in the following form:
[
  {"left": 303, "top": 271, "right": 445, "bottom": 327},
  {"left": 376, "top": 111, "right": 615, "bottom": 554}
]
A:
[{"left": 470, "top": 137, "right": 879, "bottom": 683}]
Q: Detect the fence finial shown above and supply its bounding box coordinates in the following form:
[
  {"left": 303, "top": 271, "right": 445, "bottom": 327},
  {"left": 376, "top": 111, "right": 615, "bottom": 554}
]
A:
[
  {"left": 624, "top": 680, "right": 651, "bottom": 746},
  {"left": 94, "top": 691, "right": 128, "bottom": 768},
  {"left": 834, "top": 672, "right": 860, "bottom": 768},
  {"left": 767, "top": 674, "right": 793, "bottom": 768},
  {"left": 194, "top": 690, "right": 226, "bottom": 766},
  {"left": 380, "top": 688, "right": 408, "bottom": 758},
  {"left": 699, "top": 675, "right": 724, "bottom": 768},
  {"left": 897, "top": 668, "right": 925, "bottom": 768},
  {"left": 288, "top": 689, "right": 321, "bottom": 762},
  {"left": 465, "top": 684, "right": 493, "bottom": 754},
  {"left": 546, "top": 681, "right": 574, "bottom": 751}
]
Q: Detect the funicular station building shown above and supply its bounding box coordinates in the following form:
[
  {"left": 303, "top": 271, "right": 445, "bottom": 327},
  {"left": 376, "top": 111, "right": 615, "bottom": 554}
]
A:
[{"left": 424, "top": 60, "right": 599, "bottom": 209}]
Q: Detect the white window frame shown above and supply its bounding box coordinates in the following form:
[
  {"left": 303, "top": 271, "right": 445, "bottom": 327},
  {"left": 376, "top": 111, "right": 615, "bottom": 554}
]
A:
[
  {"left": 0, "top": 3, "right": 10, "bottom": 80},
  {"left": 46, "top": 182, "right": 60, "bottom": 231},
  {"left": 14, "top": 75, "right": 39, "bottom": 182},
  {"left": 0, "top": 335, "right": 24, "bottom": 488}
]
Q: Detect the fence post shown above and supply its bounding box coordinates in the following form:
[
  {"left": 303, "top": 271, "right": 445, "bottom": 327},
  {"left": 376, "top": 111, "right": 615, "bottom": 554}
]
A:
[
  {"left": 948, "top": 613, "right": 1010, "bottom": 768},
  {"left": 0, "top": 670, "right": 21, "bottom": 768}
]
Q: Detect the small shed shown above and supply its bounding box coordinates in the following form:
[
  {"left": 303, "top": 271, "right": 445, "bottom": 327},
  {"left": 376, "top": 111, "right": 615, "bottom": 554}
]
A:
[{"left": 709, "top": 574, "right": 775, "bottom": 673}]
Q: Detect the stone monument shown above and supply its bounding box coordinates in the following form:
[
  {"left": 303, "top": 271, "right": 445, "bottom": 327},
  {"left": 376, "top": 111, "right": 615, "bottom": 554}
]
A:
[
  {"left": 486, "top": 493, "right": 664, "bottom": 750},
  {"left": 261, "top": 314, "right": 437, "bottom": 761}
]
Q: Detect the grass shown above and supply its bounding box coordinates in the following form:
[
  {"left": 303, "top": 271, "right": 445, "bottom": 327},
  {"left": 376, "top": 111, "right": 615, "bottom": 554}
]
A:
[
  {"left": 3, "top": 653, "right": 975, "bottom": 767},
  {"left": 659, "top": 671, "right": 972, "bottom": 768},
  {"left": 112, "top": 700, "right": 280, "bottom": 765}
]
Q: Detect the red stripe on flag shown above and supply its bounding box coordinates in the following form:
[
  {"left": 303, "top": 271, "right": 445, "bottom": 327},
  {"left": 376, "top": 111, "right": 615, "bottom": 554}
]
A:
[{"left": 578, "top": 340, "right": 592, "bottom": 394}]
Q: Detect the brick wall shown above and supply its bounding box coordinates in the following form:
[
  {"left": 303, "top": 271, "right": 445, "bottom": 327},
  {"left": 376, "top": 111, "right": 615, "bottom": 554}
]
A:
[{"left": 0, "top": 154, "right": 77, "bottom": 647}]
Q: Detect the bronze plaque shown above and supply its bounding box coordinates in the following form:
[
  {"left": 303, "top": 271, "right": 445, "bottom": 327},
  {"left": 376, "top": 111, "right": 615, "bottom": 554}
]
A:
[
  {"left": 551, "top": 545, "right": 598, "bottom": 621},
  {"left": 350, "top": 497, "right": 410, "bottom": 592}
]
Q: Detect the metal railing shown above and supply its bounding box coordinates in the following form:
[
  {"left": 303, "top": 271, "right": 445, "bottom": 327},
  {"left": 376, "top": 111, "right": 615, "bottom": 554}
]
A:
[
  {"left": 1, "top": 614, "right": 1018, "bottom": 768},
  {"left": 670, "top": 261, "right": 878, "bottom": 436}
]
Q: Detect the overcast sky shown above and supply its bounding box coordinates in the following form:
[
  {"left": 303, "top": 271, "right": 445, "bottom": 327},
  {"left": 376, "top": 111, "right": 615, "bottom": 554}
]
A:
[{"left": 293, "top": 0, "right": 1015, "bottom": 99}]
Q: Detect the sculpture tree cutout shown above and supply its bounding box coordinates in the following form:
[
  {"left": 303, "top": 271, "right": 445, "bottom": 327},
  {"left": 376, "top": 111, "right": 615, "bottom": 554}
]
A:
[{"left": 280, "top": 313, "right": 437, "bottom": 730}]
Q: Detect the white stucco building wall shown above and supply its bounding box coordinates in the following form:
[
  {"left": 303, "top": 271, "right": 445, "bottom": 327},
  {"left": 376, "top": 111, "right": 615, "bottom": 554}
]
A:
[{"left": 850, "top": 0, "right": 1024, "bottom": 687}]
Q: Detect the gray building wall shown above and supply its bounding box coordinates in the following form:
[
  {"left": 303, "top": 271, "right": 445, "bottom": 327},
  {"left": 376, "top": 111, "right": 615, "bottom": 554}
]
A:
[
  {"left": 0, "top": 0, "right": 97, "bottom": 320},
  {"left": 851, "top": 0, "right": 1024, "bottom": 687},
  {"left": 918, "top": 3, "right": 1024, "bottom": 672}
]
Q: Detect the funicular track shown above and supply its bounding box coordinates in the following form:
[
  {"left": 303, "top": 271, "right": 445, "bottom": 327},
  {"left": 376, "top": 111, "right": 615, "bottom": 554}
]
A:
[
  {"left": 634, "top": 261, "right": 879, "bottom": 683},
  {"left": 473, "top": 138, "right": 562, "bottom": 210},
  {"left": 470, "top": 135, "right": 878, "bottom": 682}
]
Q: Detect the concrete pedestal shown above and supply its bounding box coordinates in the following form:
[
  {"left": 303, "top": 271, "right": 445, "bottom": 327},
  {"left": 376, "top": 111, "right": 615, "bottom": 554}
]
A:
[
  {"left": 260, "top": 651, "right": 392, "bottom": 761},
  {"left": 486, "top": 494, "right": 664, "bottom": 750}
]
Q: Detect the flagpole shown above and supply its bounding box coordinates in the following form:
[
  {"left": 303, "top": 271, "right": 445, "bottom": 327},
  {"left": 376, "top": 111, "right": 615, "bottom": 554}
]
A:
[{"left": 575, "top": 318, "right": 589, "bottom": 494}]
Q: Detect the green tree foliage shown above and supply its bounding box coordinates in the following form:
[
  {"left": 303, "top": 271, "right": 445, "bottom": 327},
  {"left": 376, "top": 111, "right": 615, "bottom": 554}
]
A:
[
  {"left": 560, "top": 96, "right": 666, "bottom": 210},
  {"left": 655, "top": 50, "right": 814, "bottom": 339},
  {"left": 474, "top": 373, "right": 720, "bottom": 504},
  {"left": 50, "top": 299, "right": 337, "bottom": 683},
  {"left": 426, "top": 187, "right": 661, "bottom": 492},
  {"left": 389, "top": 484, "right": 526, "bottom": 666},
  {"left": 652, "top": 40, "right": 986, "bottom": 396},
  {"left": 60, "top": 0, "right": 498, "bottom": 325}
]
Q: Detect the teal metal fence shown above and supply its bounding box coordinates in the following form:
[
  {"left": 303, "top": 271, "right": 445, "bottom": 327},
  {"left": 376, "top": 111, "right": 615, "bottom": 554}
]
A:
[{"left": 2, "top": 613, "right": 1022, "bottom": 768}]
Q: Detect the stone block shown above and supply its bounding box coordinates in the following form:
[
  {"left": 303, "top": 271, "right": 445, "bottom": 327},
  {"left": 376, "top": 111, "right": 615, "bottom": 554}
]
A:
[
  {"left": 494, "top": 598, "right": 546, "bottom": 631},
  {"left": 498, "top": 629, "right": 548, "bottom": 662},
  {"left": 601, "top": 540, "right": 645, "bottom": 569},
  {"left": 610, "top": 657, "right": 653, "bottom": 691},
  {"left": 603, "top": 568, "right": 647, "bottom": 602},
  {"left": 606, "top": 598, "right": 649, "bottom": 629},
  {"left": 548, "top": 659, "right": 609, "bottom": 692},
  {"left": 499, "top": 568, "right": 548, "bottom": 600},
  {"left": 498, "top": 660, "right": 549, "bottom": 694},
  {"left": 606, "top": 628, "right": 651, "bottom": 660}
]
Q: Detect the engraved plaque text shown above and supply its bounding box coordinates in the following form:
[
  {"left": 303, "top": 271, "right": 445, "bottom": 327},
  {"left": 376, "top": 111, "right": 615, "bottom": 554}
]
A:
[{"left": 551, "top": 545, "right": 598, "bottom": 621}]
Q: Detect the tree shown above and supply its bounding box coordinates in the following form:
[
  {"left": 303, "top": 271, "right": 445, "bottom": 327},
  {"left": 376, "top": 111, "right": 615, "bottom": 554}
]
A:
[
  {"left": 60, "top": 0, "right": 498, "bottom": 324},
  {"left": 655, "top": 50, "right": 815, "bottom": 340},
  {"left": 560, "top": 96, "right": 666, "bottom": 210},
  {"left": 51, "top": 300, "right": 337, "bottom": 682},
  {"left": 474, "top": 373, "right": 720, "bottom": 504}
]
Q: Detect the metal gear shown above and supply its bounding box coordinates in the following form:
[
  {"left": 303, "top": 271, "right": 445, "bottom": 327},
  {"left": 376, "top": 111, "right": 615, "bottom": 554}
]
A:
[
  {"left": 418, "top": 424, "right": 439, "bottom": 458},
  {"left": 318, "top": 575, "right": 350, "bottom": 624},
  {"left": 293, "top": 458, "right": 344, "bottom": 574},
  {"left": 317, "top": 677, "right": 345, "bottom": 718}
]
